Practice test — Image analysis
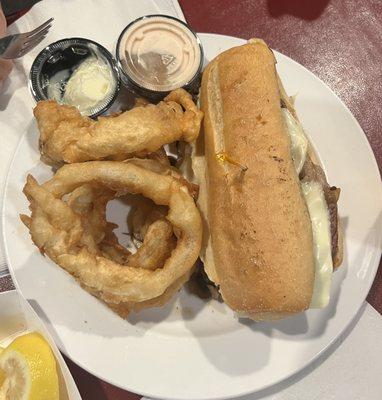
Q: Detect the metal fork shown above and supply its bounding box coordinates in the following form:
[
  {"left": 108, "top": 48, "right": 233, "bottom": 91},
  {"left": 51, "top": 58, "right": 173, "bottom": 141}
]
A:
[{"left": 0, "top": 18, "right": 54, "bottom": 59}]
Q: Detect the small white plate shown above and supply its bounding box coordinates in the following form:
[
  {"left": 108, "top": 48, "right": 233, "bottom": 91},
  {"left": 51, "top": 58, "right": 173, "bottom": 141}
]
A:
[
  {"left": 2, "top": 34, "right": 382, "bottom": 400},
  {"left": 0, "top": 290, "right": 81, "bottom": 400}
]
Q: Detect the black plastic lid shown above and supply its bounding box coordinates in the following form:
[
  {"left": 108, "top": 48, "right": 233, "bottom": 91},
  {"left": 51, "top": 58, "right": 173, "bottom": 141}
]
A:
[{"left": 29, "top": 38, "right": 121, "bottom": 118}]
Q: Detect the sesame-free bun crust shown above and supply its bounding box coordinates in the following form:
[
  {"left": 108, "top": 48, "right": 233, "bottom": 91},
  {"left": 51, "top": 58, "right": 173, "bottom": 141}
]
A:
[{"left": 199, "top": 39, "right": 315, "bottom": 320}]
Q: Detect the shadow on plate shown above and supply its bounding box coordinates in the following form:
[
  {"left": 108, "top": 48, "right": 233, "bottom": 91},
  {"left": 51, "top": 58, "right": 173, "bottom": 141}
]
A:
[
  {"left": 27, "top": 299, "right": 69, "bottom": 353},
  {"left": 127, "top": 288, "right": 206, "bottom": 326},
  {"left": 233, "top": 301, "right": 367, "bottom": 400}
]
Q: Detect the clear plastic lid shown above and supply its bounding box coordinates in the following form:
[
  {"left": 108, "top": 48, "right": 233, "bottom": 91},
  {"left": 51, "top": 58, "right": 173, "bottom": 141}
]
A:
[{"left": 117, "top": 15, "right": 203, "bottom": 93}]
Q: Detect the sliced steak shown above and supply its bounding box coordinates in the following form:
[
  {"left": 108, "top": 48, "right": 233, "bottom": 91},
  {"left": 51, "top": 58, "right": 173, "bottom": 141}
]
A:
[
  {"left": 300, "top": 155, "right": 341, "bottom": 266},
  {"left": 187, "top": 262, "right": 223, "bottom": 301}
]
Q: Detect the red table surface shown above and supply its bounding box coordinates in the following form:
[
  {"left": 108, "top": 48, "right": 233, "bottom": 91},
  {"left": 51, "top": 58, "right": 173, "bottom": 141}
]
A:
[{"left": 3, "top": 1, "right": 382, "bottom": 399}]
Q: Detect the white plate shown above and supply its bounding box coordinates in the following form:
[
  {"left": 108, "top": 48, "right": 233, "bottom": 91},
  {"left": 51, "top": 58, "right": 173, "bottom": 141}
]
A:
[{"left": 2, "top": 34, "right": 382, "bottom": 400}]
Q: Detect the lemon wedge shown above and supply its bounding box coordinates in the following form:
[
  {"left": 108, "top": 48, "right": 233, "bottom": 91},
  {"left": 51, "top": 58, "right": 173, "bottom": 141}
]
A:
[{"left": 0, "top": 332, "right": 59, "bottom": 400}]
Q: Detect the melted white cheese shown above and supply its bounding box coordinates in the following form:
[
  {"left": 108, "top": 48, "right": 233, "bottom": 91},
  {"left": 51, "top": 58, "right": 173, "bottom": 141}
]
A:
[
  {"left": 284, "top": 109, "right": 333, "bottom": 308},
  {"left": 282, "top": 108, "right": 308, "bottom": 174},
  {"left": 301, "top": 181, "right": 333, "bottom": 308},
  {"left": 188, "top": 140, "right": 219, "bottom": 283}
]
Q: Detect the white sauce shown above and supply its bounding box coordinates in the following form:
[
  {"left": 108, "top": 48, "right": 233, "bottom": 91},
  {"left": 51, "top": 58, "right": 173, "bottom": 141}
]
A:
[
  {"left": 301, "top": 182, "right": 333, "bottom": 308},
  {"left": 188, "top": 141, "right": 219, "bottom": 283},
  {"left": 63, "top": 57, "right": 115, "bottom": 115},
  {"left": 47, "top": 55, "right": 115, "bottom": 116}
]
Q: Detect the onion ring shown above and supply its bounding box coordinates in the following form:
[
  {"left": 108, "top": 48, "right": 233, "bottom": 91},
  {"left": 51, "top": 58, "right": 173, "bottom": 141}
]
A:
[
  {"left": 128, "top": 218, "right": 176, "bottom": 270},
  {"left": 130, "top": 198, "right": 167, "bottom": 245},
  {"left": 87, "top": 270, "right": 193, "bottom": 318},
  {"left": 34, "top": 88, "right": 203, "bottom": 166},
  {"left": 127, "top": 158, "right": 199, "bottom": 200},
  {"left": 22, "top": 160, "right": 202, "bottom": 308}
]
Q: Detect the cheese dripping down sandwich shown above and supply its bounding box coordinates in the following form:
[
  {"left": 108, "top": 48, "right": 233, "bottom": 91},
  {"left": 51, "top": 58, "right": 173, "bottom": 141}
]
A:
[{"left": 190, "top": 39, "right": 343, "bottom": 320}]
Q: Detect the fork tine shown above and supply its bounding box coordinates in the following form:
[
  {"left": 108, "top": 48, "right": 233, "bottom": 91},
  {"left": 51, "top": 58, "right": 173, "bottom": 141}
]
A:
[
  {"left": 27, "top": 23, "right": 53, "bottom": 42},
  {"left": 23, "top": 33, "right": 47, "bottom": 49},
  {"left": 25, "top": 18, "right": 54, "bottom": 38},
  {"left": 17, "top": 35, "right": 47, "bottom": 57},
  {"left": 24, "top": 26, "right": 51, "bottom": 45}
]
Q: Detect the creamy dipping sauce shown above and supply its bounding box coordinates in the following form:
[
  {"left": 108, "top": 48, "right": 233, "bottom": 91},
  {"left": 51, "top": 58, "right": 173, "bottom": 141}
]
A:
[
  {"left": 48, "top": 55, "right": 116, "bottom": 115},
  {"left": 64, "top": 57, "right": 114, "bottom": 114},
  {"left": 117, "top": 15, "right": 203, "bottom": 95}
]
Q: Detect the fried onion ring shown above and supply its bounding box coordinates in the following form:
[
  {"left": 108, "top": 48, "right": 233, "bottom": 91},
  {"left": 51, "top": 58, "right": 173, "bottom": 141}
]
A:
[
  {"left": 128, "top": 218, "right": 176, "bottom": 270},
  {"left": 87, "top": 269, "right": 193, "bottom": 318},
  {"left": 34, "top": 88, "right": 203, "bottom": 166},
  {"left": 130, "top": 198, "right": 167, "bottom": 245},
  {"left": 127, "top": 158, "right": 199, "bottom": 200},
  {"left": 22, "top": 160, "right": 202, "bottom": 309}
]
